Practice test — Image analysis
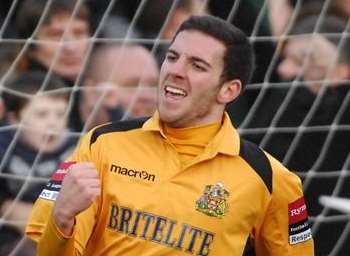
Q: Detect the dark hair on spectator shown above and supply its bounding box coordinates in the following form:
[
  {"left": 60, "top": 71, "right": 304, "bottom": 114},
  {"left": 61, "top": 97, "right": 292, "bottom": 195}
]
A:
[
  {"left": 290, "top": 15, "right": 350, "bottom": 64},
  {"left": 0, "top": 42, "right": 18, "bottom": 78},
  {"left": 16, "top": 0, "right": 90, "bottom": 39},
  {"left": 2, "top": 71, "right": 69, "bottom": 116},
  {"left": 173, "top": 15, "right": 255, "bottom": 89}
]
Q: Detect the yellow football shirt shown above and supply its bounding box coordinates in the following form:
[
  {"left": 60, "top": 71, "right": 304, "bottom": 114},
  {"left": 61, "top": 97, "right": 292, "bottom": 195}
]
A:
[{"left": 26, "top": 112, "right": 314, "bottom": 255}]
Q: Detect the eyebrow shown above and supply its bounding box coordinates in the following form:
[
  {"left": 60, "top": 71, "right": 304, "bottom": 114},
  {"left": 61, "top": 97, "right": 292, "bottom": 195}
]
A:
[{"left": 167, "top": 49, "right": 212, "bottom": 69}]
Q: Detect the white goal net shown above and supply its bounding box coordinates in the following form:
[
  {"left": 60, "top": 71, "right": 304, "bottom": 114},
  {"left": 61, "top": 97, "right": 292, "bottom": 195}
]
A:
[{"left": 0, "top": 0, "right": 349, "bottom": 255}]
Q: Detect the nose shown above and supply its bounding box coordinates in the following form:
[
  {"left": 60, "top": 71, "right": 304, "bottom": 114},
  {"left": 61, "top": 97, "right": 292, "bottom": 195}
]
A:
[
  {"left": 137, "top": 87, "right": 157, "bottom": 103},
  {"left": 60, "top": 31, "right": 82, "bottom": 52},
  {"left": 61, "top": 39, "right": 81, "bottom": 52},
  {"left": 46, "top": 112, "right": 64, "bottom": 131},
  {"left": 131, "top": 88, "right": 157, "bottom": 117},
  {"left": 167, "top": 56, "right": 187, "bottom": 79}
]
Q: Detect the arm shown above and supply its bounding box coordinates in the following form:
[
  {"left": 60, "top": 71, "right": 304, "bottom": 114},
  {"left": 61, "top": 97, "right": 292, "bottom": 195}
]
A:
[
  {"left": 26, "top": 130, "right": 102, "bottom": 255},
  {"left": 267, "top": 0, "right": 293, "bottom": 36},
  {"left": 254, "top": 154, "right": 314, "bottom": 256},
  {"left": 36, "top": 162, "right": 100, "bottom": 256}
]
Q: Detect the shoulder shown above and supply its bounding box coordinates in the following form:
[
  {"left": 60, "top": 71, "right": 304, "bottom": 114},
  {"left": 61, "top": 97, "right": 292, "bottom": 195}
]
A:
[
  {"left": 239, "top": 138, "right": 303, "bottom": 195},
  {"left": 264, "top": 151, "right": 304, "bottom": 198},
  {"left": 239, "top": 138, "right": 273, "bottom": 194},
  {"left": 89, "top": 117, "right": 149, "bottom": 146},
  {"left": 81, "top": 117, "right": 148, "bottom": 150},
  {"left": 266, "top": 152, "right": 302, "bottom": 184}
]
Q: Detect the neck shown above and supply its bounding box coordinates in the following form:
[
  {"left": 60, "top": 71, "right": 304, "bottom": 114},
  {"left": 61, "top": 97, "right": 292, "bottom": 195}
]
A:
[
  {"left": 164, "top": 113, "right": 225, "bottom": 129},
  {"left": 163, "top": 121, "right": 222, "bottom": 167}
]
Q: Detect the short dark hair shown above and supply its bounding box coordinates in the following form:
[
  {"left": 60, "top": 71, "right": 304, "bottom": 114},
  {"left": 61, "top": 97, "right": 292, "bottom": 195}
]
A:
[
  {"left": 16, "top": 0, "right": 90, "bottom": 39},
  {"left": 2, "top": 71, "right": 69, "bottom": 116},
  {"left": 173, "top": 15, "right": 255, "bottom": 89}
]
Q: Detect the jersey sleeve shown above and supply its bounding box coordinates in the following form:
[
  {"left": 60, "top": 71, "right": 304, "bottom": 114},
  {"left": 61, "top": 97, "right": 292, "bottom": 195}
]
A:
[
  {"left": 254, "top": 153, "right": 314, "bottom": 256},
  {"left": 25, "top": 128, "right": 102, "bottom": 256}
]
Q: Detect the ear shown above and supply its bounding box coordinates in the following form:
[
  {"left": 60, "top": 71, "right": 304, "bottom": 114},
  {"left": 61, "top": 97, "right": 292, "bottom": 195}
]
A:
[{"left": 217, "top": 79, "right": 242, "bottom": 104}]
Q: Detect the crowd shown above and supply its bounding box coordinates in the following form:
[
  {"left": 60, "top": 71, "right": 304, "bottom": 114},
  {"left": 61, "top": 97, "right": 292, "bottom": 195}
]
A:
[{"left": 0, "top": 0, "right": 348, "bottom": 255}]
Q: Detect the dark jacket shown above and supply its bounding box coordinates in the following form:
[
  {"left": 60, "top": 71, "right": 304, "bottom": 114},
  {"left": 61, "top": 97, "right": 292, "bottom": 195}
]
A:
[
  {"left": 244, "top": 84, "right": 350, "bottom": 255},
  {"left": 0, "top": 125, "right": 78, "bottom": 203}
]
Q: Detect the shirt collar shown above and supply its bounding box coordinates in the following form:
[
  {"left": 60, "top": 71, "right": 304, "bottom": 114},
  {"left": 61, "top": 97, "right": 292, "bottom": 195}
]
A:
[
  {"left": 212, "top": 112, "right": 240, "bottom": 156},
  {"left": 142, "top": 111, "right": 240, "bottom": 156},
  {"left": 142, "top": 111, "right": 165, "bottom": 135}
]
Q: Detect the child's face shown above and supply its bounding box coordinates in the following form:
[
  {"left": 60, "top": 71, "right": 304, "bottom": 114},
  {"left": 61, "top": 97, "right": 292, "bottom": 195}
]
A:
[{"left": 17, "top": 95, "right": 68, "bottom": 153}]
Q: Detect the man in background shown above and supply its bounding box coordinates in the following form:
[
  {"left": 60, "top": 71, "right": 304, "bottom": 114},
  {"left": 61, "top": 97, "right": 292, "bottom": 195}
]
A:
[
  {"left": 15, "top": 0, "right": 91, "bottom": 132},
  {"left": 79, "top": 43, "right": 159, "bottom": 131},
  {"left": 245, "top": 14, "right": 350, "bottom": 255}
]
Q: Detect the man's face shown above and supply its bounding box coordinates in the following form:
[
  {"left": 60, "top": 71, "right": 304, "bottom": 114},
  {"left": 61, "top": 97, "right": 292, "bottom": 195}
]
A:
[
  {"left": 33, "top": 13, "right": 89, "bottom": 81},
  {"left": 17, "top": 96, "right": 68, "bottom": 153},
  {"left": 110, "top": 47, "right": 159, "bottom": 118},
  {"left": 157, "top": 30, "right": 226, "bottom": 127},
  {"left": 278, "top": 36, "right": 338, "bottom": 85},
  {"left": 83, "top": 46, "right": 159, "bottom": 125}
]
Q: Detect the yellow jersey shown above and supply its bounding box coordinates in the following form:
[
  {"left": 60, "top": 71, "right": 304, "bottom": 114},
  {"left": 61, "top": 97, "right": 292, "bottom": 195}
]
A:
[{"left": 26, "top": 112, "right": 314, "bottom": 255}]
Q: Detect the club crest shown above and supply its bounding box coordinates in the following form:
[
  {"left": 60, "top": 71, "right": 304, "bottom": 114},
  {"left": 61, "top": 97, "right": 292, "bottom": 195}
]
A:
[{"left": 196, "top": 182, "right": 230, "bottom": 218}]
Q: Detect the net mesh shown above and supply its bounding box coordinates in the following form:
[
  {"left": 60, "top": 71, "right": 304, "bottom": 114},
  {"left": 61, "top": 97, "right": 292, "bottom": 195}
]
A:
[{"left": 0, "top": 0, "right": 349, "bottom": 255}]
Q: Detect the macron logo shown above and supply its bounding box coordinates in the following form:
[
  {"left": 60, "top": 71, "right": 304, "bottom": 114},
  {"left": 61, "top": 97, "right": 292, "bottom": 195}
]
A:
[{"left": 110, "top": 164, "right": 156, "bottom": 182}]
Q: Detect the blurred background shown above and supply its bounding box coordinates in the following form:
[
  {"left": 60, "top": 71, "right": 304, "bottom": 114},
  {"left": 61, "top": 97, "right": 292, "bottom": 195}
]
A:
[{"left": 0, "top": 0, "right": 349, "bottom": 255}]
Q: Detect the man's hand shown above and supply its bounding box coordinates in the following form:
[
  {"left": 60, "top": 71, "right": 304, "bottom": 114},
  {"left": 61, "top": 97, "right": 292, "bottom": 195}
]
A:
[{"left": 53, "top": 162, "right": 100, "bottom": 236}]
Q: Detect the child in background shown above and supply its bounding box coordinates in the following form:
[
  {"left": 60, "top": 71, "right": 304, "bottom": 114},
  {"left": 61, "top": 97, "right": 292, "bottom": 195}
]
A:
[{"left": 0, "top": 71, "right": 77, "bottom": 255}]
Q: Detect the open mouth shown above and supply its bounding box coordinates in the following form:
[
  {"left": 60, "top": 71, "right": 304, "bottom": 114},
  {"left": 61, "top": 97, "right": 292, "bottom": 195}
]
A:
[
  {"left": 42, "top": 131, "right": 60, "bottom": 145},
  {"left": 46, "top": 134, "right": 56, "bottom": 144},
  {"left": 164, "top": 85, "right": 187, "bottom": 97}
]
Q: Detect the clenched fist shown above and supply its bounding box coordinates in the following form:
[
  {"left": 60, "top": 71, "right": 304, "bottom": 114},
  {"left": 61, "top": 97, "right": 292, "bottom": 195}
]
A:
[{"left": 53, "top": 162, "right": 100, "bottom": 236}]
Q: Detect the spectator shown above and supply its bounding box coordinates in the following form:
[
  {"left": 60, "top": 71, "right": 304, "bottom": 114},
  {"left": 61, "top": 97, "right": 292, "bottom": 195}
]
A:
[
  {"left": 268, "top": 0, "right": 293, "bottom": 36},
  {"left": 0, "top": 42, "right": 18, "bottom": 79},
  {"left": 0, "top": 71, "right": 77, "bottom": 255},
  {"left": 118, "top": 0, "right": 208, "bottom": 66},
  {"left": 15, "top": 0, "right": 91, "bottom": 131},
  {"left": 78, "top": 43, "right": 159, "bottom": 130},
  {"left": 156, "top": 0, "right": 208, "bottom": 66},
  {"left": 275, "top": 0, "right": 350, "bottom": 36},
  {"left": 161, "top": 0, "right": 207, "bottom": 40},
  {"left": 0, "top": 42, "right": 19, "bottom": 123},
  {"left": 111, "top": 0, "right": 207, "bottom": 40},
  {"left": 96, "top": 15, "right": 141, "bottom": 39},
  {"left": 16, "top": 0, "right": 90, "bottom": 82},
  {"left": 335, "top": 0, "right": 350, "bottom": 17},
  {"left": 244, "top": 15, "right": 350, "bottom": 255},
  {"left": 207, "top": 0, "right": 278, "bottom": 125}
]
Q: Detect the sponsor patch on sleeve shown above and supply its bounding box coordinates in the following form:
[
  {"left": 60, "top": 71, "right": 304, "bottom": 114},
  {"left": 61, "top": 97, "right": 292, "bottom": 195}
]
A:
[
  {"left": 39, "top": 161, "right": 75, "bottom": 201},
  {"left": 288, "top": 196, "right": 312, "bottom": 245}
]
